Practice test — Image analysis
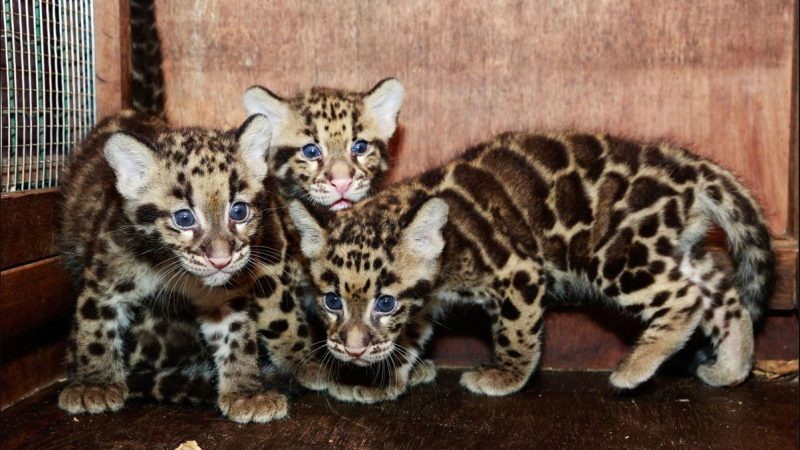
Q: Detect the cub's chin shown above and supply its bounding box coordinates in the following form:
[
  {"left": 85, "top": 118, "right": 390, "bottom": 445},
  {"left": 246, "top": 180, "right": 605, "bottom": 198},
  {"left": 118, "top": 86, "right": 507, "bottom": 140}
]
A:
[
  {"left": 200, "top": 271, "right": 232, "bottom": 287},
  {"left": 350, "top": 358, "right": 373, "bottom": 367}
]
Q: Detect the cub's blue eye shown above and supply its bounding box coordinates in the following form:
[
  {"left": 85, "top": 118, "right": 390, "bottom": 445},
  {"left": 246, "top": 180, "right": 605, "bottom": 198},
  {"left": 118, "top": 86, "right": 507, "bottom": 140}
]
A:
[
  {"left": 351, "top": 139, "right": 369, "bottom": 155},
  {"left": 173, "top": 209, "right": 195, "bottom": 228},
  {"left": 324, "top": 292, "right": 343, "bottom": 311},
  {"left": 230, "top": 202, "right": 249, "bottom": 222},
  {"left": 302, "top": 143, "right": 322, "bottom": 160},
  {"left": 375, "top": 295, "right": 396, "bottom": 313}
]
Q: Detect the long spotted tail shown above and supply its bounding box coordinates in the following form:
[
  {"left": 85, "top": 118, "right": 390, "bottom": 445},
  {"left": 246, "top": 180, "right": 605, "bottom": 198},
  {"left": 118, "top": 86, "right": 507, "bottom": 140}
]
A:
[
  {"left": 130, "top": 0, "right": 165, "bottom": 117},
  {"left": 695, "top": 169, "right": 776, "bottom": 328}
]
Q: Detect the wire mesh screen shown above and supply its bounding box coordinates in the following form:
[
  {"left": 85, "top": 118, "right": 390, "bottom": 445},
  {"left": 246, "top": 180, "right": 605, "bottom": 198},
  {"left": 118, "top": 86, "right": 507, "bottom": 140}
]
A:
[{"left": 1, "top": 0, "right": 95, "bottom": 193}]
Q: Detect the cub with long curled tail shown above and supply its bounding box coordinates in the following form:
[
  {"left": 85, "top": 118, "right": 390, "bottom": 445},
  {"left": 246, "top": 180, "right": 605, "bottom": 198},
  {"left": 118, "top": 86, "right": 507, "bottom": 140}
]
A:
[{"left": 289, "top": 131, "right": 774, "bottom": 402}]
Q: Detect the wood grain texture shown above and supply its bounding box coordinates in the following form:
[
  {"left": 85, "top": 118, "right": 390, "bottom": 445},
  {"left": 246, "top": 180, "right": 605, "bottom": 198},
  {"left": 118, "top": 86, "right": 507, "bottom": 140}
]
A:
[
  {"left": 155, "top": 0, "right": 796, "bottom": 234},
  {"left": 0, "top": 189, "right": 59, "bottom": 270},
  {"left": 2, "top": 373, "right": 797, "bottom": 449},
  {"left": 0, "top": 257, "right": 75, "bottom": 340},
  {"left": 118, "top": 0, "right": 132, "bottom": 109},
  {"left": 789, "top": 1, "right": 799, "bottom": 239},
  {"left": 771, "top": 239, "right": 798, "bottom": 310},
  {"left": 0, "top": 323, "right": 68, "bottom": 409},
  {"left": 431, "top": 308, "right": 800, "bottom": 370},
  {"left": 94, "top": 0, "right": 124, "bottom": 119}
]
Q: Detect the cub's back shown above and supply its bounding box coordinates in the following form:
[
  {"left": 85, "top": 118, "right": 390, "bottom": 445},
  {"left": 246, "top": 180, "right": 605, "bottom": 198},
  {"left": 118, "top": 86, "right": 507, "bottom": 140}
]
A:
[
  {"left": 58, "top": 111, "right": 168, "bottom": 282},
  {"left": 362, "top": 131, "right": 768, "bottom": 280}
]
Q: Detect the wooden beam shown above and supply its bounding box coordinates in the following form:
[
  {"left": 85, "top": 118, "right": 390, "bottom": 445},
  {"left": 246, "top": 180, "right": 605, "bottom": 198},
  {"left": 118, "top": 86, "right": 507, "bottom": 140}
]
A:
[
  {"left": 0, "top": 257, "right": 75, "bottom": 340},
  {"left": 789, "top": 0, "right": 799, "bottom": 239},
  {"left": 0, "top": 189, "right": 59, "bottom": 270},
  {"left": 0, "top": 325, "right": 68, "bottom": 409},
  {"left": 118, "top": 0, "right": 132, "bottom": 109},
  {"left": 431, "top": 309, "right": 799, "bottom": 370},
  {"left": 94, "top": 0, "right": 124, "bottom": 119}
]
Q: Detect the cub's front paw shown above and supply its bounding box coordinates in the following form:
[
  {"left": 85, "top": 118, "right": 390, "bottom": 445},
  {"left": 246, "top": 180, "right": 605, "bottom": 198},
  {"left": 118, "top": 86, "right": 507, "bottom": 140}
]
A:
[
  {"left": 460, "top": 365, "right": 526, "bottom": 396},
  {"left": 294, "top": 361, "right": 331, "bottom": 391},
  {"left": 409, "top": 359, "right": 437, "bottom": 386},
  {"left": 218, "top": 391, "right": 288, "bottom": 424},
  {"left": 609, "top": 357, "right": 659, "bottom": 390},
  {"left": 328, "top": 383, "right": 405, "bottom": 404},
  {"left": 58, "top": 382, "right": 128, "bottom": 414}
]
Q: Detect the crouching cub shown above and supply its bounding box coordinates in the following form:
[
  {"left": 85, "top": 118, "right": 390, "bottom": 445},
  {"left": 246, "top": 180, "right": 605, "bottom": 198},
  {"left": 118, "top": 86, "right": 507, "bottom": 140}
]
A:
[
  {"left": 58, "top": 111, "right": 286, "bottom": 422},
  {"left": 289, "top": 131, "right": 775, "bottom": 401}
]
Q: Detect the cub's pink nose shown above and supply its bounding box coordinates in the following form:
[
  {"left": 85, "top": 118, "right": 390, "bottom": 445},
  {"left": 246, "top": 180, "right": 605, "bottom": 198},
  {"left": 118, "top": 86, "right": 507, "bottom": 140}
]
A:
[
  {"left": 330, "top": 178, "right": 352, "bottom": 194},
  {"left": 345, "top": 346, "right": 366, "bottom": 357},
  {"left": 206, "top": 255, "right": 232, "bottom": 269}
]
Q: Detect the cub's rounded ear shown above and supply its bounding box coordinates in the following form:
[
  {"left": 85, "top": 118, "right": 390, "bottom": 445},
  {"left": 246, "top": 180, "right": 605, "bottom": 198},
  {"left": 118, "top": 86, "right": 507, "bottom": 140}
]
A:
[
  {"left": 288, "top": 200, "right": 326, "bottom": 259},
  {"left": 364, "top": 78, "right": 405, "bottom": 140},
  {"left": 243, "top": 85, "right": 289, "bottom": 143},
  {"left": 401, "top": 197, "right": 449, "bottom": 260},
  {"left": 103, "top": 132, "right": 157, "bottom": 201},
  {"left": 237, "top": 114, "right": 272, "bottom": 182}
]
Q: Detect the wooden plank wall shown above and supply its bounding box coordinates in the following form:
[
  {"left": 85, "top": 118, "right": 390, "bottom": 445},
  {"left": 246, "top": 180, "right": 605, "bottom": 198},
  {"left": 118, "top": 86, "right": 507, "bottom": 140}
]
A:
[{"left": 156, "top": 0, "right": 796, "bottom": 235}]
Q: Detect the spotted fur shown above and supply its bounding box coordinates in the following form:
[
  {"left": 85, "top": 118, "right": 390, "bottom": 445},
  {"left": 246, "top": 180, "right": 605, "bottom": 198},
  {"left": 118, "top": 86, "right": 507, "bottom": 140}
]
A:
[
  {"left": 291, "top": 131, "right": 775, "bottom": 401},
  {"left": 244, "top": 78, "right": 403, "bottom": 211},
  {"left": 130, "top": 0, "right": 165, "bottom": 117},
  {"left": 58, "top": 80, "right": 408, "bottom": 414},
  {"left": 240, "top": 79, "right": 413, "bottom": 392},
  {"left": 57, "top": 110, "right": 288, "bottom": 423}
]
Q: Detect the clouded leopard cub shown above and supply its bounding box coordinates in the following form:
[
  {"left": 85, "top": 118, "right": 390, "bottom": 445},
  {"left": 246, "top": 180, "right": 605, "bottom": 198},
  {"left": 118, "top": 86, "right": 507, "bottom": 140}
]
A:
[
  {"left": 290, "top": 131, "right": 775, "bottom": 402},
  {"left": 58, "top": 110, "right": 287, "bottom": 422},
  {"left": 240, "top": 79, "right": 411, "bottom": 390},
  {"left": 58, "top": 79, "right": 407, "bottom": 418}
]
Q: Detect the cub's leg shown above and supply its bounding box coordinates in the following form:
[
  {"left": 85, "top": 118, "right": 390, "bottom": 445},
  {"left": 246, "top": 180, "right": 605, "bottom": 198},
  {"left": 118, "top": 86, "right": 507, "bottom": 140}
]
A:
[
  {"left": 609, "top": 263, "right": 706, "bottom": 389},
  {"left": 200, "top": 299, "right": 287, "bottom": 423},
  {"left": 461, "top": 262, "right": 546, "bottom": 396},
  {"left": 398, "top": 304, "right": 438, "bottom": 387},
  {"left": 408, "top": 359, "right": 437, "bottom": 386},
  {"left": 253, "top": 277, "right": 323, "bottom": 391},
  {"left": 125, "top": 310, "right": 216, "bottom": 404},
  {"left": 692, "top": 259, "right": 754, "bottom": 386},
  {"left": 59, "top": 269, "right": 149, "bottom": 414},
  {"left": 696, "top": 292, "right": 753, "bottom": 386}
]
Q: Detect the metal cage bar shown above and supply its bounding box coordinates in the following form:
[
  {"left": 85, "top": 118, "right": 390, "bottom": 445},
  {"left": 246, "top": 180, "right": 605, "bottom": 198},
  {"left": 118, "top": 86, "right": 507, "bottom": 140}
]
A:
[{"left": 1, "top": 0, "right": 96, "bottom": 192}]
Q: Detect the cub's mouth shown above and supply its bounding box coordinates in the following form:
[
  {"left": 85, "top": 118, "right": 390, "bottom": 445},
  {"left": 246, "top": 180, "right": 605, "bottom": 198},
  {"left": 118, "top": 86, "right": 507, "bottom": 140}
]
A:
[
  {"left": 330, "top": 199, "right": 353, "bottom": 211},
  {"left": 180, "top": 249, "right": 250, "bottom": 287},
  {"left": 327, "top": 340, "right": 394, "bottom": 366}
]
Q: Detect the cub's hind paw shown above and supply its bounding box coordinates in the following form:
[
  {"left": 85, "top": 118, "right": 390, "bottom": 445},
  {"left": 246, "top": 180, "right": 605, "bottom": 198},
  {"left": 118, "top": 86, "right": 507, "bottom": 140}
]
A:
[
  {"left": 460, "top": 365, "right": 525, "bottom": 396},
  {"left": 409, "top": 359, "right": 437, "bottom": 386},
  {"left": 218, "top": 391, "right": 288, "bottom": 424},
  {"left": 58, "top": 382, "right": 128, "bottom": 414},
  {"left": 328, "top": 383, "right": 404, "bottom": 404},
  {"left": 696, "top": 361, "right": 751, "bottom": 387}
]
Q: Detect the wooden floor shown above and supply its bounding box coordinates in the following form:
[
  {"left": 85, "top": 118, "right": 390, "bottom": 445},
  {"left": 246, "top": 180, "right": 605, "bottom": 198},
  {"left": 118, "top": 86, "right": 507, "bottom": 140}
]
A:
[{"left": 1, "top": 370, "right": 797, "bottom": 449}]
